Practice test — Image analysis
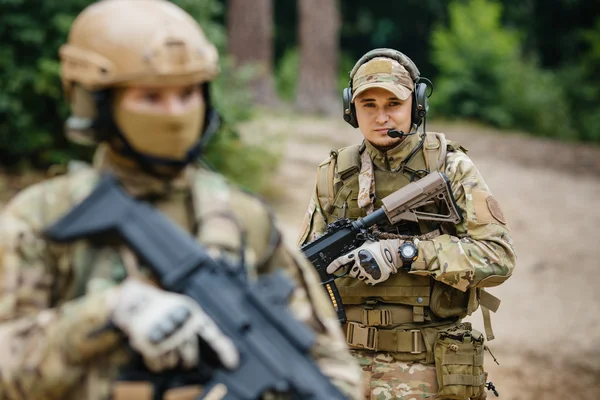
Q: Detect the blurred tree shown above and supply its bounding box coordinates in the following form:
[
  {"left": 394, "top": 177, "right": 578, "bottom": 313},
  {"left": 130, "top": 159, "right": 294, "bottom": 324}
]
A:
[
  {"left": 296, "top": 0, "right": 341, "bottom": 115},
  {"left": 227, "top": 0, "right": 278, "bottom": 106}
]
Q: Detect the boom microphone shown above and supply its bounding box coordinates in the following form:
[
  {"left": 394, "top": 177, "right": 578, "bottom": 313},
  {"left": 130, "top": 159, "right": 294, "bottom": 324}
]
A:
[{"left": 387, "top": 129, "right": 416, "bottom": 138}]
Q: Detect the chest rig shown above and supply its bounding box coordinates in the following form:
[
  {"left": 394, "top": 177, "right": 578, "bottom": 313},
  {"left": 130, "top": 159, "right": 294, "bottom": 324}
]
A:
[
  {"left": 61, "top": 166, "right": 252, "bottom": 303},
  {"left": 316, "top": 133, "right": 475, "bottom": 361}
]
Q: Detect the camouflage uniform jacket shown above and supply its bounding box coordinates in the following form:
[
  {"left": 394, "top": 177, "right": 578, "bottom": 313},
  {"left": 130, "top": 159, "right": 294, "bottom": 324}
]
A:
[
  {"left": 298, "top": 132, "right": 516, "bottom": 343},
  {"left": 0, "top": 148, "right": 362, "bottom": 400}
]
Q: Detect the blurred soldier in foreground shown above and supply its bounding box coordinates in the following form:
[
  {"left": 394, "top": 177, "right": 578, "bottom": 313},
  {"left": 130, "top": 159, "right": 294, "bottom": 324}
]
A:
[
  {"left": 0, "top": 1, "right": 361, "bottom": 399},
  {"left": 297, "top": 48, "right": 516, "bottom": 399}
]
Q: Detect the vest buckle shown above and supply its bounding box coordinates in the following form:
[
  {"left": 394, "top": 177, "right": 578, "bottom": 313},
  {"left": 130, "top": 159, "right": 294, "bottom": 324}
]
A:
[
  {"left": 346, "top": 322, "right": 378, "bottom": 351},
  {"left": 361, "top": 309, "right": 392, "bottom": 326},
  {"left": 410, "top": 329, "right": 423, "bottom": 354}
]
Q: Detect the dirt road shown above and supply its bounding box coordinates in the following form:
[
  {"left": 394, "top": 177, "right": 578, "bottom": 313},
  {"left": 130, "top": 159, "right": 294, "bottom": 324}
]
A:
[{"left": 240, "top": 114, "right": 600, "bottom": 400}]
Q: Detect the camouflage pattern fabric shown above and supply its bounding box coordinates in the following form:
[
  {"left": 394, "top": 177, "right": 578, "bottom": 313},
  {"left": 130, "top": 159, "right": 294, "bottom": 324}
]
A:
[
  {"left": 408, "top": 150, "right": 516, "bottom": 291},
  {"left": 351, "top": 350, "right": 440, "bottom": 400},
  {"left": 297, "top": 133, "right": 516, "bottom": 399},
  {"left": 351, "top": 57, "right": 414, "bottom": 102},
  {"left": 299, "top": 136, "right": 516, "bottom": 291},
  {"left": 0, "top": 147, "right": 363, "bottom": 400},
  {"left": 357, "top": 150, "right": 375, "bottom": 213}
]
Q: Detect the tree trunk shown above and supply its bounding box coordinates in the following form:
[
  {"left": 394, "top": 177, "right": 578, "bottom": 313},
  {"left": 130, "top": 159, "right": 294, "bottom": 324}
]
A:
[
  {"left": 296, "top": 0, "right": 341, "bottom": 115},
  {"left": 227, "top": 0, "right": 277, "bottom": 106}
]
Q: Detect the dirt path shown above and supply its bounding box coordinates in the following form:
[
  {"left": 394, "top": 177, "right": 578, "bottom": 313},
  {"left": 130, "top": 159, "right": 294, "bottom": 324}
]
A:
[{"left": 240, "top": 114, "right": 600, "bottom": 399}]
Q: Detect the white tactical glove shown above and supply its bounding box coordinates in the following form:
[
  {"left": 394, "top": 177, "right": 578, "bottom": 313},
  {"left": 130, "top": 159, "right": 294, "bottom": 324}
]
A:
[
  {"left": 112, "top": 278, "right": 239, "bottom": 372},
  {"left": 326, "top": 239, "right": 402, "bottom": 285}
]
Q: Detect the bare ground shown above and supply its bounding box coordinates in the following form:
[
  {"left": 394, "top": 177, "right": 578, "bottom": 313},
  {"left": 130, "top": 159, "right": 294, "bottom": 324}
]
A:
[
  {"left": 1, "top": 115, "right": 598, "bottom": 399},
  {"left": 239, "top": 114, "right": 600, "bottom": 400}
]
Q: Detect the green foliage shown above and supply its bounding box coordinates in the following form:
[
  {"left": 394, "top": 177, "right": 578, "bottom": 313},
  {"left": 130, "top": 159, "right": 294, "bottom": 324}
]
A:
[
  {"left": 431, "top": 0, "right": 578, "bottom": 140},
  {"left": 0, "top": 0, "right": 91, "bottom": 168},
  {"left": 202, "top": 124, "right": 281, "bottom": 195},
  {"left": 275, "top": 48, "right": 299, "bottom": 101},
  {"left": 431, "top": 0, "right": 520, "bottom": 126},
  {"left": 499, "top": 58, "right": 575, "bottom": 140},
  {"left": 557, "top": 18, "right": 600, "bottom": 143},
  {"left": 338, "top": 52, "right": 356, "bottom": 92}
]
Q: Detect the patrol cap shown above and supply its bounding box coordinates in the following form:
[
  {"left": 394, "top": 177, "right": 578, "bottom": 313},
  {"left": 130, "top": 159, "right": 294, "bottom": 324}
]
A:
[{"left": 351, "top": 57, "right": 414, "bottom": 102}]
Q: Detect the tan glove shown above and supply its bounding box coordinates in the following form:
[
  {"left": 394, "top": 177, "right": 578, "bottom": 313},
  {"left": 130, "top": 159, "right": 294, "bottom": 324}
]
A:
[
  {"left": 326, "top": 239, "right": 402, "bottom": 285},
  {"left": 112, "top": 278, "right": 239, "bottom": 372}
]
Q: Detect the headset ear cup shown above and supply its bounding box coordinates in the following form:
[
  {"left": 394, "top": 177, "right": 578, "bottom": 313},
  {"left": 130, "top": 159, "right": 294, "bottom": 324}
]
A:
[
  {"left": 342, "top": 87, "right": 359, "bottom": 128},
  {"left": 412, "top": 82, "right": 429, "bottom": 126}
]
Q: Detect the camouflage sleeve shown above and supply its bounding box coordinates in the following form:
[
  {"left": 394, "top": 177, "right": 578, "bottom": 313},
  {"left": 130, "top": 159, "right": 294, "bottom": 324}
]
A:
[
  {"left": 263, "top": 240, "right": 363, "bottom": 399},
  {"left": 0, "top": 182, "right": 123, "bottom": 399},
  {"left": 296, "top": 179, "right": 328, "bottom": 246},
  {"left": 410, "top": 151, "right": 517, "bottom": 291}
]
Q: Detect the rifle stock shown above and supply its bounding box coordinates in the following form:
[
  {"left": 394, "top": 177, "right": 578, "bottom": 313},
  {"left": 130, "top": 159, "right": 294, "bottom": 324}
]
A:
[{"left": 300, "top": 171, "right": 462, "bottom": 323}]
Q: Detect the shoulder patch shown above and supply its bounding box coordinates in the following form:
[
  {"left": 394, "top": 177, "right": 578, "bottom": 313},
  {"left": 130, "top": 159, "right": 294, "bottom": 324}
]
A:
[
  {"left": 486, "top": 196, "right": 506, "bottom": 225},
  {"left": 471, "top": 189, "right": 507, "bottom": 225}
]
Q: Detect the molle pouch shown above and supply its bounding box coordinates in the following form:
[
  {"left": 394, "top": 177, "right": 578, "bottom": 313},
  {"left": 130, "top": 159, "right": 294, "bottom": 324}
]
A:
[
  {"left": 434, "top": 323, "right": 486, "bottom": 399},
  {"left": 430, "top": 281, "right": 471, "bottom": 318}
]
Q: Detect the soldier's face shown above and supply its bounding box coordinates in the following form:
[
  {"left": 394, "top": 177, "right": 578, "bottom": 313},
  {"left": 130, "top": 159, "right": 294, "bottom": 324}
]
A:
[
  {"left": 112, "top": 84, "right": 206, "bottom": 160},
  {"left": 354, "top": 87, "right": 412, "bottom": 148}
]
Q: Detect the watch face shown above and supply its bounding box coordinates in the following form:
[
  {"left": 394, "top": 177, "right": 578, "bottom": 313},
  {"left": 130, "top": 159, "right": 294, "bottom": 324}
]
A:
[{"left": 401, "top": 244, "right": 417, "bottom": 258}]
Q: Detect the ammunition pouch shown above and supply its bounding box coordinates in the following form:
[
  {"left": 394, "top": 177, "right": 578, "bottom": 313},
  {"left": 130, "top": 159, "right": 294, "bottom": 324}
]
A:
[
  {"left": 430, "top": 281, "right": 471, "bottom": 319},
  {"left": 434, "top": 322, "right": 486, "bottom": 400}
]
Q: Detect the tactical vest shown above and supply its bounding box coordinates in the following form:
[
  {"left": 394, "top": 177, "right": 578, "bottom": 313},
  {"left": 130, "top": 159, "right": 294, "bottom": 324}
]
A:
[
  {"left": 315, "top": 133, "right": 490, "bottom": 362},
  {"left": 51, "top": 160, "right": 269, "bottom": 306},
  {"left": 55, "top": 163, "right": 272, "bottom": 400}
]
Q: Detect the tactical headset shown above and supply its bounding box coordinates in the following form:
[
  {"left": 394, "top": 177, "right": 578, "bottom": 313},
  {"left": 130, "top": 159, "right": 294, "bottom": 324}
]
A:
[{"left": 342, "top": 48, "right": 432, "bottom": 129}]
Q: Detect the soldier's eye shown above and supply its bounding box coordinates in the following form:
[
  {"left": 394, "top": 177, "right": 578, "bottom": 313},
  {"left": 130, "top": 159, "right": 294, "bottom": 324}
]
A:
[
  {"left": 144, "top": 92, "right": 161, "bottom": 103},
  {"left": 180, "top": 86, "right": 196, "bottom": 101}
]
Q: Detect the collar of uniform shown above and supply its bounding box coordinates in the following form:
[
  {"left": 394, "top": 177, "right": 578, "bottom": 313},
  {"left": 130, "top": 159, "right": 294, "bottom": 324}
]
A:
[
  {"left": 93, "top": 143, "right": 192, "bottom": 198},
  {"left": 364, "top": 131, "right": 423, "bottom": 171}
]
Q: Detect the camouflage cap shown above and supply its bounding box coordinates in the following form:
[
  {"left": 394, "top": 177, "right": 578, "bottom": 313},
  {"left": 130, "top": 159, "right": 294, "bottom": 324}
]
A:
[{"left": 352, "top": 57, "right": 414, "bottom": 102}]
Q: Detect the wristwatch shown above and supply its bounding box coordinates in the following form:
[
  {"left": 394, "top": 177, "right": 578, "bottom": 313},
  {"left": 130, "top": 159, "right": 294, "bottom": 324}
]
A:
[{"left": 398, "top": 241, "right": 419, "bottom": 269}]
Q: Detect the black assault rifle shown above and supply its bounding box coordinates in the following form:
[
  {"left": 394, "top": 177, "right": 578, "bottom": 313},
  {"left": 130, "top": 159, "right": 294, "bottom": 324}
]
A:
[
  {"left": 45, "top": 174, "right": 346, "bottom": 400},
  {"left": 300, "top": 171, "right": 462, "bottom": 323}
]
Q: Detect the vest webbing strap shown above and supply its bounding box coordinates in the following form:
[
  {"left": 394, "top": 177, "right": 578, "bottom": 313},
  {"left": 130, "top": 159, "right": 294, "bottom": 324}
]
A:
[
  {"left": 481, "top": 306, "right": 495, "bottom": 341},
  {"left": 317, "top": 145, "right": 361, "bottom": 214},
  {"left": 479, "top": 289, "right": 500, "bottom": 341},
  {"left": 317, "top": 158, "right": 336, "bottom": 213},
  {"left": 423, "top": 132, "right": 447, "bottom": 172},
  {"left": 443, "top": 352, "right": 484, "bottom": 367},
  {"left": 345, "top": 305, "right": 416, "bottom": 327},
  {"left": 337, "top": 285, "right": 430, "bottom": 298},
  {"left": 345, "top": 322, "right": 425, "bottom": 354},
  {"left": 442, "top": 373, "right": 486, "bottom": 387}
]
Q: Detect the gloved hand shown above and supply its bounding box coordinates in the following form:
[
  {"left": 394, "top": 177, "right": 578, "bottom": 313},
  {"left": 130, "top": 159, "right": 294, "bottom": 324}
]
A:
[
  {"left": 112, "top": 278, "right": 239, "bottom": 372},
  {"left": 326, "top": 239, "right": 402, "bottom": 285}
]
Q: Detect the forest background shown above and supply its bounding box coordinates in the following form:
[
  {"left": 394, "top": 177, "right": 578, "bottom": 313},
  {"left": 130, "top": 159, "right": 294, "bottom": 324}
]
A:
[{"left": 1, "top": 0, "right": 598, "bottom": 191}]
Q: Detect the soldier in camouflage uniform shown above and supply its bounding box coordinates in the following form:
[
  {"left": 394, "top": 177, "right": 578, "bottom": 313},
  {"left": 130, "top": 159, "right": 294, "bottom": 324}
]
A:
[
  {"left": 0, "top": 1, "right": 362, "bottom": 399},
  {"left": 297, "top": 49, "right": 517, "bottom": 399}
]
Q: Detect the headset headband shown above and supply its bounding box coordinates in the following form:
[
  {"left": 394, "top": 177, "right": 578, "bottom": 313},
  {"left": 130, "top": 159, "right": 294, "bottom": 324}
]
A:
[{"left": 349, "top": 48, "right": 421, "bottom": 82}]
